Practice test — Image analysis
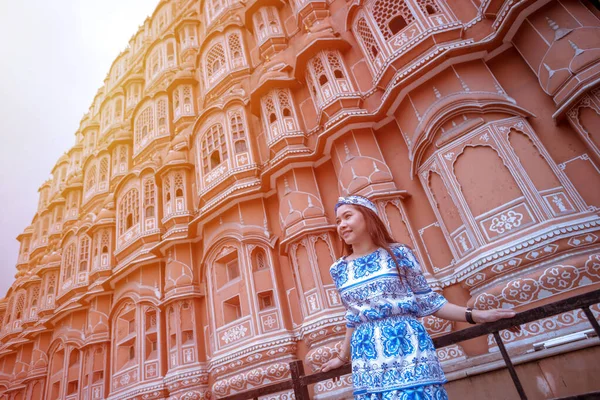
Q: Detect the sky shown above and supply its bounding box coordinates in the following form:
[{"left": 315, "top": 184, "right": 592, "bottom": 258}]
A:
[{"left": 0, "top": 0, "right": 160, "bottom": 297}]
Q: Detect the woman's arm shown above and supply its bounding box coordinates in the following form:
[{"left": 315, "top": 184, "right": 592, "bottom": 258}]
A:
[
  {"left": 320, "top": 326, "right": 354, "bottom": 372},
  {"left": 434, "top": 301, "right": 516, "bottom": 323}
]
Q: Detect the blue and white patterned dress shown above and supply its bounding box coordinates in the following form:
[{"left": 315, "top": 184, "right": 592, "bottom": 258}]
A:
[{"left": 329, "top": 244, "right": 448, "bottom": 400}]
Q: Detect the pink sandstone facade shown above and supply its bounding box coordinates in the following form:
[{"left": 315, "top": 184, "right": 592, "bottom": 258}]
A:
[{"left": 2, "top": 0, "right": 600, "bottom": 399}]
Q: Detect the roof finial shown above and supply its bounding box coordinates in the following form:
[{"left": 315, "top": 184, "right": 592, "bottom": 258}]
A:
[
  {"left": 545, "top": 17, "right": 572, "bottom": 41},
  {"left": 569, "top": 40, "right": 584, "bottom": 56}
]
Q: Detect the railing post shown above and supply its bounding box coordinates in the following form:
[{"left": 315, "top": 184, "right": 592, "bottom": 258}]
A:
[
  {"left": 493, "top": 331, "right": 528, "bottom": 400},
  {"left": 289, "top": 360, "right": 311, "bottom": 400},
  {"left": 582, "top": 306, "right": 600, "bottom": 338}
]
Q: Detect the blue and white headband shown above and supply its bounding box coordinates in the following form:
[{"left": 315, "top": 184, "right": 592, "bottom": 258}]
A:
[{"left": 335, "top": 195, "right": 378, "bottom": 215}]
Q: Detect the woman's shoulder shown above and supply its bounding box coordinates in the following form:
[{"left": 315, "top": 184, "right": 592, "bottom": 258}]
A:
[
  {"left": 329, "top": 256, "right": 347, "bottom": 271},
  {"left": 390, "top": 243, "right": 414, "bottom": 256}
]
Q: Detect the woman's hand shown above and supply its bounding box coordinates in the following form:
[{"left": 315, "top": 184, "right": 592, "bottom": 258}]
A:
[
  {"left": 320, "top": 355, "right": 347, "bottom": 373},
  {"left": 473, "top": 308, "right": 521, "bottom": 333},
  {"left": 473, "top": 308, "right": 515, "bottom": 323}
]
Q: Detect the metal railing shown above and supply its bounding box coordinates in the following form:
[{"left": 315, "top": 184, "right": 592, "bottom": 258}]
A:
[{"left": 220, "top": 288, "right": 600, "bottom": 400}]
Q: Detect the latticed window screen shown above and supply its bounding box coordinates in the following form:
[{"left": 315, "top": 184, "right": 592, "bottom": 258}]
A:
[
  {"left": 101, "top": 231, "right": 110, "bottom": 253},
  {"left": 79, "top": 236, "right": 90, "bottom": 272},
  {"left": 370, "top": 0, "right": 414, "bottom": 39},
  {"left": 30, "top": 286, "right": 40, "bottom": 307},
  {"left": 355, "top": 17, "right": 380, "bottom": 63},
  {"left": 144, "top": 179, "right": 156, "bottom": 218},
  {"left": 174, "top": 173, "right": 184, "bottom": 197},
  {"left": 183, "top": 86, "right": 192, "bottom": 110},
  {"left": 164, "top": 175, "right": 172, "bottom": 202},
  {"left": 119, "top": 146, "right": 127, "bottom": 164},
  {"left": 206, "top": 43, "right": 226, "bottom": 78},
  {"left": 99, "top": 158, "right": 109, "bottom": 183},
  {"left": 64, "top": 243, "right": 77, "bottom": 280},
  {"left": 264, "top": 96, "right": 276, "bottom": 123},
  {"left": 135, "top": 106, "right": 154, "bottom": 149},
  {"left": 201, "top": 124, "right": 228, "bottom": 173},
  {"left": 119, "top": 188, "right": 140, "bottom": 234},
  {"left": 47, "top": 274, "right": 56, "bottom": 296},
  {"left": 311, "top": 57, "right": 327, "bottom": 86},
  {"left": 157, "top": 98, "right": 168, "bottom": 134},
  {"left": 277, "top": 90, "right": 292, "bottom": 113},
  {"left": 114, "top": 98, "right": 123, "bottom": 121},
  {"left": 14, "top": 294, "right": 25, "bottom": 320},
  {"left": 86, "top": 165, "right": 97, "bottom": 192},
  {"left": 230, "top": 112, "right": 247, "bottom": 154},
  {"left": 227, "top": 33, "right": 244, "bottom": 66},
  {"left": 327, "top": 51, "right": 346, "bottom": 79}
]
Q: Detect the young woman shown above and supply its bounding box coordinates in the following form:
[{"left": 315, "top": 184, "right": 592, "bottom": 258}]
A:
[{"left": 321, "top": 195, "right": 517, "bottom": 399}]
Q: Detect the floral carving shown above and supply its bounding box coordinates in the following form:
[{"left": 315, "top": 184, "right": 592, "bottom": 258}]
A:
[
  {"left": 501, "top": 278, "right": 539, "bottom": 304},
  {"left": 221, "top": 324, "right": 248, "bottom": 344},
  {"left": 489, "top": 210, "right": 523, "bottom": 234}
]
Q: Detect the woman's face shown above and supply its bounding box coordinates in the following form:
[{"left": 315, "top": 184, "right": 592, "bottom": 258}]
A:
[{"left": 335, "top": 204, "right": 369, "bottom": 245}]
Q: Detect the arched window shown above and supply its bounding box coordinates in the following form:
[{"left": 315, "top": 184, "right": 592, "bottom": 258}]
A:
[
  {"left": 99, "top": 157, "right": 109, "bottom": 186},
  {"left": 119, "top": 188, "right": 140, "bottom": 235},
  {"left": 306, "top": 50, "right": 354, "bottom": 110},
  {"left": 206, "top": 43, "right": 226, "bottom": 82},
  {"left": 200, "top": 124, "right": 228, "bottom": 174},
  {"left": 135, "top": 105, "right": 154, "bottom": 151},
  {"left": 227, "top": 33, "right": 243, "bottom": 67},
  {"left": 261, "top": 89, "right": 300, "bottom": 140},
  {"left": 203, "top": 31, "right": 247, "bottom": 89},
  {"left": 86, "top": 165, "right": 97, "bottom": 193}
]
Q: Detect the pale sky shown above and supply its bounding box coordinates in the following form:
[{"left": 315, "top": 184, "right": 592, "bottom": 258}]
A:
[{"left": 0, "top": 0, "right": 160, "bottom": 297}]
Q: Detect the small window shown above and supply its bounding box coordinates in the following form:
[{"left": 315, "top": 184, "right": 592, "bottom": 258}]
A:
[
  {"left": 389, "top": 16, "right": 407, "bottom": 35},
  {"left": 210, "top": 151, "right": 221, "bottom": 169},
  {"left": 318, "top": 74, "right": 328, "bottom": 86},
  {"left": 258, "top": 291, "right": 274, "bottom": 310},
  {"left": 426, "top": 4, "right": 437, "bottom": 14},
  {"left": 126, "top": 214, "right": 133, "bottom": 229},
  {"left": 226, "top": 260, "right": 239, "bottom": 281},
  {"left": 235, "top": 140, "right": 247, "bottom": 153},
  {"left": 223, "top": 296, "right": 242, "bottom": 323},
  {"left": 128, "top": 346, "right": 135, "bottom": 360},
  {"left": 146, "top": 206, "right": 155, "bottom": 218}
]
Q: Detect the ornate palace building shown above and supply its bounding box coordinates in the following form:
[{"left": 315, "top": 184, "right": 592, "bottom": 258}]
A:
[{"left": 1, "top": 0, "right": 600, "bottom": 399}]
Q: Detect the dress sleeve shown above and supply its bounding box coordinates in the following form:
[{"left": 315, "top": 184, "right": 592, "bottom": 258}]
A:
[
  {"left": 394, "top": 245, "right": 447, "bottom": 317},
  {"left": 329, "top": 259, "right": 359, "bottom": 328},
  {"left": 344, "top": 308, "right": 360, "bottom": 328}
]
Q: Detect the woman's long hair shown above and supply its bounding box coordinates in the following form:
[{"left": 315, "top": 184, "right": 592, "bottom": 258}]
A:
[{"left": 339, "top": 202, "right": 403, "bottom": 270}]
